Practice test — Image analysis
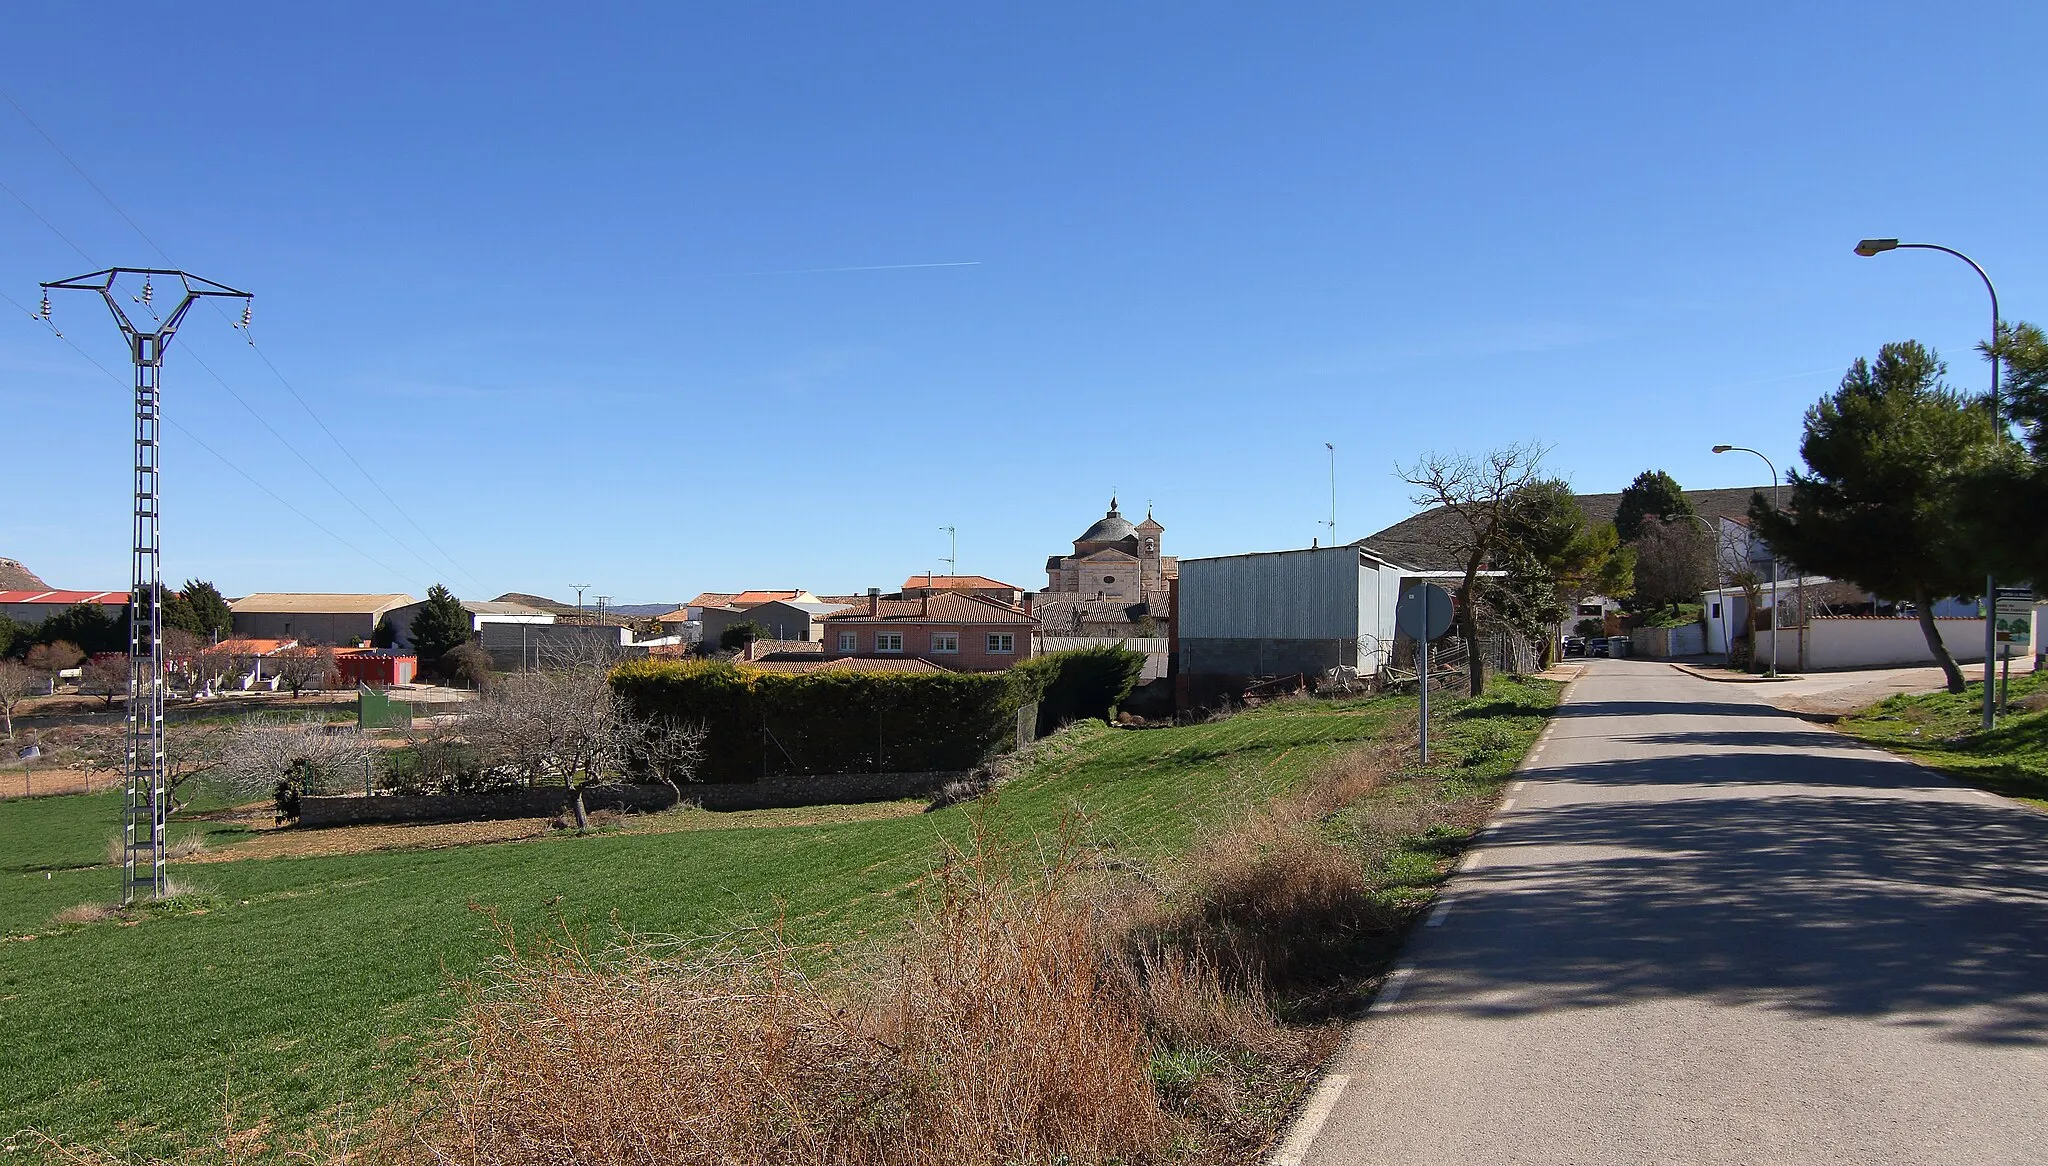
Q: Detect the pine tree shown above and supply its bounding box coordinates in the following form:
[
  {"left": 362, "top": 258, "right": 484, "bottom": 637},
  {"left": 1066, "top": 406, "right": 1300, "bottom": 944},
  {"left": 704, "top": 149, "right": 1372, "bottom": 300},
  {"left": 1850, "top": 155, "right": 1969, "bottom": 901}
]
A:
[
  {"left": 410, "top": 584, "right": 474, "bottom": 671},
  {"left": 1752, "top": 341, "right": 1995, "bottom": 692},
  {"left": 1613, "top": 470, "right": 1694, "bottom": 542}
]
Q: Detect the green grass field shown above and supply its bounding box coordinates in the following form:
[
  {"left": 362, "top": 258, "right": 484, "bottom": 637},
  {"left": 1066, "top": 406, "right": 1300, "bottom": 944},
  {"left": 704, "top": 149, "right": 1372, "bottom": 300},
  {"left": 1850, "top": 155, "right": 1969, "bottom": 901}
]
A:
[
  {"left": 1838, "top": 668, "right": 2048, "bottom": 807},
  {"left": 0, "top": 679, "right": 1555, "bottom": 1155}
]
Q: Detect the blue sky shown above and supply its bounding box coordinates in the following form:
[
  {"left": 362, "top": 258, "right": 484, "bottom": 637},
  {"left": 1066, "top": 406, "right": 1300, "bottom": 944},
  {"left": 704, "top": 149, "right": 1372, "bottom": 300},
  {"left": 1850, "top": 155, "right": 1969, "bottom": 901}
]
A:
[{"left": 3, "top": 3, "right": 2043, "bottom": 606}]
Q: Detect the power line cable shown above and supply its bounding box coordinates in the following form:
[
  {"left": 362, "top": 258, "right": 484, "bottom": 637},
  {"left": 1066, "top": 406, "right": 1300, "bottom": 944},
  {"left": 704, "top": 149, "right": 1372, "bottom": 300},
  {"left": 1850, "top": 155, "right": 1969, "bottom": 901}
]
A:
[
  {"left": 0, "top": 175, "right": 96, "bottom": 264},
  {"left": 1, "top": 300, "right": 420, "bottom": 583},
  {"left": 2, "top": 83, "right": 490, "bottom": 594}
]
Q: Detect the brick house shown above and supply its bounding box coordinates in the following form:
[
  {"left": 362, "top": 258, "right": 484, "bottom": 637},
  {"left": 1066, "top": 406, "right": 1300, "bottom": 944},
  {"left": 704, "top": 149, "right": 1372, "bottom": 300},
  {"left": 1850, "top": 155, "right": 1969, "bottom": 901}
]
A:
[{"left": 820, "top": 591, "right": 1038, "bottom": 672}]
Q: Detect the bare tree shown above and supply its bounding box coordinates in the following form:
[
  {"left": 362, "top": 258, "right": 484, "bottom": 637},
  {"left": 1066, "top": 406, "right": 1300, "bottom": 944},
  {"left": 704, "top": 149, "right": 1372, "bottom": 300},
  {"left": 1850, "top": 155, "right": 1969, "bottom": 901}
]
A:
[
  {"left": 165, "top": 723, "right": 230, "bottom": 812},
  {"left": 1630, "top": 517, "right": 1715, "bottom": 618},
  {"left": 193, "top": 642, "right": 239, "bottom": 695},
  {"left": 217, "top": 716, "right": 376, "bottom": 819},
  {"left": 272, "top": 645, "right": 340, "bottom": 698},
  {"left": 0, "top": 660, "right": 35, "bottom": 743},
  {"left": 463, "top": 642, "right": 702, "bottom": 828},
  {"left": 1399, "top": 443, "right": 1549, "bottom": 695},
  {"left": 25, "top": 641, "right": 85, "bottom": 695},
  {"left": 629, "top": 714, "right": 710, "bottom": 801},
  {"left": 79, "top": 656, "right": 128, "bottom": 709}
]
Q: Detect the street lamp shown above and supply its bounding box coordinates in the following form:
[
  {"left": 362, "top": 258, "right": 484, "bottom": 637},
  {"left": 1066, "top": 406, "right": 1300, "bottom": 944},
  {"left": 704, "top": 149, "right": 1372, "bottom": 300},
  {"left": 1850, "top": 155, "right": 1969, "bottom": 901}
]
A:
[
  {"left": 1853, "top": 238, "right": 2001, "bottom": 730},
  {"left": 1713, "top": 445, "right": 1781, "bottom": 676}
]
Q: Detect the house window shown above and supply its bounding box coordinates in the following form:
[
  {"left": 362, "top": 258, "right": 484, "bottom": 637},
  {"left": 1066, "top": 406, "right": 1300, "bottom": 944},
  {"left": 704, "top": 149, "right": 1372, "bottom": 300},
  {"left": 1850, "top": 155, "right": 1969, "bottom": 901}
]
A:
[
  {"left": 987, "top": 633, "right": 1014, "bottom": 654},
  {"left": 1711, "top": 603, "right": 1722, "bottom": 619},
  {"left": 1577, "top": 602, "right": 1602, "bottom": 617},
  {"left": 837, "top": 631, "right": 857, "bottom": 652},
  {"left": 1103, "top": 575, "right": 1116, "bottom": 584},
  {"left": 876, "top": 633, "right": 903, "bottom": 653},
  {"left": 931, "top": 632, "right": 959, "bottom": 654}
]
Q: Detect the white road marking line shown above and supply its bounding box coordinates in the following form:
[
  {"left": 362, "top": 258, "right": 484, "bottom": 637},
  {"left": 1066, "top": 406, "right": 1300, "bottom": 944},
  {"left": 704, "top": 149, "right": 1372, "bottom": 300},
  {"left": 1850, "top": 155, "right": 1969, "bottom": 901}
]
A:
[
  {"left": 1462, "top": 850, "right": 1486, "bottom": 872},
  {"left": 1970, "top": 789, "right": 1994, "bottom": 799},
  {"left": 1512, "top": 780, "right": 1526, "bottom": 792},
  {"left": 1426, "top": 900, "right": 1453, "bottom": 927},
  {"left": 1268, "top": 1074, "right": 1353, "bottom": 1166},
  {"left": 1369, "top": 965, "right": 1415, "bottom": 1012},
  {"left": 1500, "top": 798, "right": 1517, "bottom": 811}
]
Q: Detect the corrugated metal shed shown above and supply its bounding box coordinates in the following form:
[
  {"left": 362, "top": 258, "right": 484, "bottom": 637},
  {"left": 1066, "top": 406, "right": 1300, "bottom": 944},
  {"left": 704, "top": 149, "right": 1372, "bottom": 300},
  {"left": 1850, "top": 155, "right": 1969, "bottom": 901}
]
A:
[
  {"left": 1179, "top": 546, "right": 1372, "bottom": 640},
  {"left": 231, "top": 593, "right": 415, "bottom": 614}
]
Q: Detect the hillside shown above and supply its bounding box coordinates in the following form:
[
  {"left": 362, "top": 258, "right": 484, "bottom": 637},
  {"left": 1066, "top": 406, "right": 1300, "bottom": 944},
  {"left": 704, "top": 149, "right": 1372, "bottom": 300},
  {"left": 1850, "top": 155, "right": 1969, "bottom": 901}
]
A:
[
  {"left": 0, "top": 556, "right": 49, "bottom": 590},
  {"left": 494, "top": 591, "right": 674, "bottom": 619}
]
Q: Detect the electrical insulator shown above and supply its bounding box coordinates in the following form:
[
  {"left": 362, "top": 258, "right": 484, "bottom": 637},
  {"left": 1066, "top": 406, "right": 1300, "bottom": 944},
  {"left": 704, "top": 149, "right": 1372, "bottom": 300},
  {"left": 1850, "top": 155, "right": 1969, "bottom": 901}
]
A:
[
  {"left": 39, "top": 293, "right": 51, "bottom": 319},
  {"left": 140, "top": 278, "right": 153, "bottom": 306},
  {"left": 238, "top": 302, "right": 252, "bottom": 329}
]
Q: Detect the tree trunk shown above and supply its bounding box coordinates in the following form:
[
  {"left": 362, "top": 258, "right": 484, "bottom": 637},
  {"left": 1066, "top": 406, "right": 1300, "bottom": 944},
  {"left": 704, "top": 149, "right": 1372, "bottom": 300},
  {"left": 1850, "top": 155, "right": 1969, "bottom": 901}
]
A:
[
  {"left": 570, "top": 781, "right": 590, "bottom": 831},
  {"left": 1913, "top": 585, "right": 1967, "bottom": 693}
]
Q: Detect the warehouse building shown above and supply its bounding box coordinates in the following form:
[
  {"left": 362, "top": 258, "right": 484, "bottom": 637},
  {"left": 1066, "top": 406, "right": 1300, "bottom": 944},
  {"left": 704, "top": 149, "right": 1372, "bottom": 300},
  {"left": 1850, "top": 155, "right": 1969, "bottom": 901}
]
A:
[
  {"left": 1175, "top": 544, "right": 1414, "bottom": 698},
  {"left": 229, "top": 593, "right": 415, "bottom": 645}
]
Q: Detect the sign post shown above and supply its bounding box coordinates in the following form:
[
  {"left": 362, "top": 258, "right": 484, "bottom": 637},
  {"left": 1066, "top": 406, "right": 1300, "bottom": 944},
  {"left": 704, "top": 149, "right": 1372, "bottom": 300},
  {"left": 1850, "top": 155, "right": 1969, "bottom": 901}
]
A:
[
  {"left": 1994, "top": 589, "right": 2033, "bottom": 714},
  {"left": 1397, "top": 584, "right": 1456, "bottom": 765}
]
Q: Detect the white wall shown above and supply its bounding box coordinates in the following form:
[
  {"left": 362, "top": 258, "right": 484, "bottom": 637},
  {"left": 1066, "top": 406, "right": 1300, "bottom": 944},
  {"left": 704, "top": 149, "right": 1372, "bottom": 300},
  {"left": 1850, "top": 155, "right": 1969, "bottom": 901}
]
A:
[{"left": 1807, "top": 618, "right": 1990, "bottom": 670}]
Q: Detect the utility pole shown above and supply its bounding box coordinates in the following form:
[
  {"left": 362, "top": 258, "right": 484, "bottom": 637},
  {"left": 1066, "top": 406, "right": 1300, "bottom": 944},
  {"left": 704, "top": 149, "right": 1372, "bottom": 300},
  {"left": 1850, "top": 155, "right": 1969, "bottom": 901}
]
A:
[
  {"left": 1325, "top": 442, "right": 1338, "bottom": 544},
  {"left": 596, "top": 595, "right": 611, "bottom": 624},
  {"left": 40, "top": 268, "right": 251, "bottom": 904},
  {"left": 938, "top": 525, "right": 957, "bottom": 576},
  {"left": 571, "top": 583, "right": 590, "bottom": 620}
]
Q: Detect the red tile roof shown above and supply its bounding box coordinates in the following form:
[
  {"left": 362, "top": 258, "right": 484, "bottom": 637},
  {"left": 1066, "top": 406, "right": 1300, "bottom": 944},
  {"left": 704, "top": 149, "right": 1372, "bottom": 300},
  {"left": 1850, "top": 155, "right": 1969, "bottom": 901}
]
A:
[
  {"left": 729, "top": 590, "right": 806, "bottom": 608},
  {"left": 684, "top": 592, "right": 737, "bottom": 609},
  {"left": 900, "top": 575, "right": 1021, "bottom": 591},
  {"left": 822, "top": 592, "right": 1036, "bottom": 625},
  {"left": 0, "top": 589, "right": 127, "bottom": 606}
]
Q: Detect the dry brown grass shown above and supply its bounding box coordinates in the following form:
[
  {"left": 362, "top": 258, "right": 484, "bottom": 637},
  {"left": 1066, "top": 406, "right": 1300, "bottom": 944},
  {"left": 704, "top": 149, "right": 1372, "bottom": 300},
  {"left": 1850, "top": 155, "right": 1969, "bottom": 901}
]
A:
[
  {"left": 406, "top": 827, "right": 1170, "bottom": 1166},
  {"left": 50, "top": 902, "right": 121, "bottom": 927},
  {"left": 400, "top": 736, "right": 1417, "bottom": 1166}
]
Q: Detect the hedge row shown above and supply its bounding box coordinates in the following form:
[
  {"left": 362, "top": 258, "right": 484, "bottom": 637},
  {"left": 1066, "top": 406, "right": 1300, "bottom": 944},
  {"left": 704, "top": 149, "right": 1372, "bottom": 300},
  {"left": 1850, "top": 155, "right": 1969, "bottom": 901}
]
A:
[
  {"left": 608, "top": 644, "right": 1146, "bottom": 784},
  {"left": 608, "top": 660, "right": 1031, "bottom": 783}
]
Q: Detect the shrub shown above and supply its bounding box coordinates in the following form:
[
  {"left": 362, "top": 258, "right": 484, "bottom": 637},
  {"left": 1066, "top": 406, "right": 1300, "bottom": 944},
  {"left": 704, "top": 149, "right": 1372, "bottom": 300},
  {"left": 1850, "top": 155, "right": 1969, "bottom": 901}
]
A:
[
  {"left": 611, "top": 659, "right": 1035, "bottom": 782},
  {"left": 1012, "top": 643, "right": 1147, "bottom": 735},
  {"left": 718, "top": 620, "right": 763, "bottom": 652}
]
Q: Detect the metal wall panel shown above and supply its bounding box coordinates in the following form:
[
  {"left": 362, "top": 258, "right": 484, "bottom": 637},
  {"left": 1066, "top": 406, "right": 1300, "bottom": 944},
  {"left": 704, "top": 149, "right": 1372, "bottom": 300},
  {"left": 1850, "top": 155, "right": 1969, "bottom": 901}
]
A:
[{"left": 1178, "top": 546, "right": 1365, "bottom": 641}]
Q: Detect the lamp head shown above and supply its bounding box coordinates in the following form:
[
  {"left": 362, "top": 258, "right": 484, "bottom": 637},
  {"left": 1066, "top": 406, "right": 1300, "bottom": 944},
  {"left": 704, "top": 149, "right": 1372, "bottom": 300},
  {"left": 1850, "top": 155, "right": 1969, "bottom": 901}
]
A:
[
  {"left": 1711, "top": 445, "right": 1734, "bottom": 454},
  {"left": 1854, "top": 238, "right": 1900, "bottom": 257}
]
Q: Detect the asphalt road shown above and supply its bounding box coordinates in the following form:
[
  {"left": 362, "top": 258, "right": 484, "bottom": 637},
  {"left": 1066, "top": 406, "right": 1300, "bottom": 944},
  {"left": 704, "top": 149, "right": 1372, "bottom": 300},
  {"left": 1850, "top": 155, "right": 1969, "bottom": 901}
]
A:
[{"left": 1293, "top": 659, "right": 2048, "bottom": 1165}]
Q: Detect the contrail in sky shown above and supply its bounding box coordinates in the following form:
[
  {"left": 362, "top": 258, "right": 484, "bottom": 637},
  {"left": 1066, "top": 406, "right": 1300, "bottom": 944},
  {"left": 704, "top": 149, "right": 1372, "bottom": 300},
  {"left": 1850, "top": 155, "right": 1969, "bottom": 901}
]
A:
[{"left": 732, "top": 260, "right": 983, "bottom": 276}]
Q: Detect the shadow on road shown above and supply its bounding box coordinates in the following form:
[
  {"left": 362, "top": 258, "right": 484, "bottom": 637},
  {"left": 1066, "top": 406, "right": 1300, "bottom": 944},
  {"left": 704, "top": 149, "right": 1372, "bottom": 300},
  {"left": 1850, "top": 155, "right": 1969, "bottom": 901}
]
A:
[{"left": 1419, "top": 688, "right": 2048, "bottom": 1048}]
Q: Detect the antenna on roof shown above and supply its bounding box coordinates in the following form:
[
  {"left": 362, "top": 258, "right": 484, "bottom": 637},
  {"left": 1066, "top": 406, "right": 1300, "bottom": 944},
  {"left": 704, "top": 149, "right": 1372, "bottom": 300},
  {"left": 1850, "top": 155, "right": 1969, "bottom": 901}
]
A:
[{"left": 939, "top": 525, "right": 957, "bottom": 577}]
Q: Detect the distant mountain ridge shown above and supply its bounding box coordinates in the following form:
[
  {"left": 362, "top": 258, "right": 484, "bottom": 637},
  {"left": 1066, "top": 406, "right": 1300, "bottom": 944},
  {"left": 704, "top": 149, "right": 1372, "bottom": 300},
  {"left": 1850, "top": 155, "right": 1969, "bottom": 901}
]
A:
[
  {"left": 494, "top": 592, "right": 675, "bottom": 619},
  {"left": 0, "top": 557, "right": 50, "bottom": 590}
]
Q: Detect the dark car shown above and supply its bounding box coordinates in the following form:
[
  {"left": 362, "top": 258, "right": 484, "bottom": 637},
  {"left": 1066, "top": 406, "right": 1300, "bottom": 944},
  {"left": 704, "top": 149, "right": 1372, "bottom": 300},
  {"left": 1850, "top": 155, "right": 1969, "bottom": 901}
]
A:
[
  {"left": 1588, "top": 638, "right": 1611, "bottom": 658},
  {"left": 1561, "top": 636, "right": 1587, "bottom": 658}
]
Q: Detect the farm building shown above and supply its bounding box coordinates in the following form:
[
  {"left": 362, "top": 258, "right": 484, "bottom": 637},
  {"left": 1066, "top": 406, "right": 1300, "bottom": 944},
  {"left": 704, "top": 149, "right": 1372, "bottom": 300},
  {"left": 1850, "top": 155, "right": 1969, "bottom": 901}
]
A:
[
  {"left": 0, "top": 589, "right": 129, "bottom": 626},
  {"left": 1175, "top": 544, "right": 1413, "bottom": 690},
  {"left": 230, "top": 593, "right": 415, "bottom": 645}
]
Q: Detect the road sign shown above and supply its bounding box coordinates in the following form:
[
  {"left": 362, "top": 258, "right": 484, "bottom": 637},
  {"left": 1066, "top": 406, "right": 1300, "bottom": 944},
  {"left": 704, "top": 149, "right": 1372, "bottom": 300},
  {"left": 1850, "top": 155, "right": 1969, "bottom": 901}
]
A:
[
  {"left": 1994, "top": 591, "right": 2034, "bottom": 648},
  {"left": 1397, "top": 583, "right": 1455, "bottom": 641}
]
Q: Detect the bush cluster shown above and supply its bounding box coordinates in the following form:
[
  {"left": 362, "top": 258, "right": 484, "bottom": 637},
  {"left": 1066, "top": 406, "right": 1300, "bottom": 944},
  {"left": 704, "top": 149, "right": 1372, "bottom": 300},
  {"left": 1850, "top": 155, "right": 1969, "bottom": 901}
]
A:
[{"left": 1010, "top": 643, "right": 1147, "bottom": 736}]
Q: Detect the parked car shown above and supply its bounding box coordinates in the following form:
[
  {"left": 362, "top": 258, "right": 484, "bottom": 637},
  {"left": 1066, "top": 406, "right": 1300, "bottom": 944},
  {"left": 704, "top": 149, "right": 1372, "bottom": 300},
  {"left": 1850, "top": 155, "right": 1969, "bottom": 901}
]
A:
[
  {"left": 1561, "top": 636, "right": 1587, "bottom": 658},
  {"left": 1589, "top": 638, "right": 1611, "bottom": 658}
]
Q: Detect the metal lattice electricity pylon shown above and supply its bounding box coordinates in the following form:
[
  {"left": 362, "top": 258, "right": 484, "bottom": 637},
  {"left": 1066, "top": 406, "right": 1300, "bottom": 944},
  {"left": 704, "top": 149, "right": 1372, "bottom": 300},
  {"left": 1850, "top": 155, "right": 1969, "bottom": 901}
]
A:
[{"left": 40, "top": 268, "right": 252, "bottom": 903}]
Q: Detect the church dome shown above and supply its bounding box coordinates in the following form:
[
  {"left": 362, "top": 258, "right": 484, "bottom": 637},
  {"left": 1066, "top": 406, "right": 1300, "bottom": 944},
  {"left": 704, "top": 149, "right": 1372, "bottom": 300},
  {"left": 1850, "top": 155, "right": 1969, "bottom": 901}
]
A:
[{"left": 1077, "top": 499, "right": 1136, "bottom": 544}]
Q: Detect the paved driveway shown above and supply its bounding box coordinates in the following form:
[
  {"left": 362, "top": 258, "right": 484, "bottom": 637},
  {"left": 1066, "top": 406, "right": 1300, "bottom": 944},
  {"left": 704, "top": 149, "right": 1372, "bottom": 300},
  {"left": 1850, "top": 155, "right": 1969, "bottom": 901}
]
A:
[{"left": 1294, "top": 659, "right": 2048, "bottom": 1165}]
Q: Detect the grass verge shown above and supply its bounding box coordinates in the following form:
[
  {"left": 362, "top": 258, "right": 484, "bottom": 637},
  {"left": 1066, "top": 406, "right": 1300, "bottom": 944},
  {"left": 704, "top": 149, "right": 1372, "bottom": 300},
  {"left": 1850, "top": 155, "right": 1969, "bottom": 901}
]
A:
[
  {"left": 1836, "top": 668, "right": 2048, "bottom": 807},
  {"left": 4, "top": 677, "right": 1557, "bottom": 1162}
]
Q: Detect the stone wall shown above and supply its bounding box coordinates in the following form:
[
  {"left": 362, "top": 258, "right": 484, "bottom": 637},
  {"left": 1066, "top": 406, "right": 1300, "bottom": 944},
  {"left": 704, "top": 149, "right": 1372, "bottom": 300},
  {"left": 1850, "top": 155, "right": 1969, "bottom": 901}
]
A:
[{"left": 299, "top": 770, "right": 964, "bottom": 827}]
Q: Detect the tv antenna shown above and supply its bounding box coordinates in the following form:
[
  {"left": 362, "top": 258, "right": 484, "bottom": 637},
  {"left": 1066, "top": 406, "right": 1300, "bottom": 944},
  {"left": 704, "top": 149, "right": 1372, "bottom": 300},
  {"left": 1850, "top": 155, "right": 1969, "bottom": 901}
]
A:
[
  {"left": 938, "top": 525, "right": 957, "bottom": 576},
  {"left": 40, "top": 268, "right": 252, "bottom": 903}
]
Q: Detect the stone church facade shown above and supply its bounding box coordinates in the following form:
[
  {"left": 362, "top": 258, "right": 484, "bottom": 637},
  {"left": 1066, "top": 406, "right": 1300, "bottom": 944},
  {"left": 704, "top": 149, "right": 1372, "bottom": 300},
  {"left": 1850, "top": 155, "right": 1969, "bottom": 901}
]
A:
[{"left": 1037, "top": 497, "right": 1176, "bottom": 635}]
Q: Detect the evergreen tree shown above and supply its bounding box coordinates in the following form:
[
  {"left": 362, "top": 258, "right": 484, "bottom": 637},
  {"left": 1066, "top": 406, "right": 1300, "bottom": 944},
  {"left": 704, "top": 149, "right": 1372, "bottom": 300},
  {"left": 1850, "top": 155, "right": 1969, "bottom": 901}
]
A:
[
  {"left": 1493, "top": 480, "right": 1634, "bottom": 663},
  {"left": 1752, "top": 341, "right": 1994, "bottom": 692},
  {"left": 179, "top": 580, "right": 235, "bottom": 640},
  {"left": 1614, "top": 470, "right": 1694, "bottom": 542},
  {"left": 35, "top": 603, "right": 124, "bottom": 656},
  {"left": 410, "top": 584, "right": 474, "bottom": 670},
  {"left": 371, "top": 614, "right": 399, "bottom": 649}
]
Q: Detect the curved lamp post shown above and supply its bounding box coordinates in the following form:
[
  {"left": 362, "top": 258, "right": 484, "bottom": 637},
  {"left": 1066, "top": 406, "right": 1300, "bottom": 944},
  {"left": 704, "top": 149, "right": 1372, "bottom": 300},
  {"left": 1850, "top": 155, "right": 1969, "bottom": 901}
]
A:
[
  {"left": 1854, "top": 238, "right": 2000, "bottom": 730},
  {"left": 1713, "top": 446, "right": 1780, "bottom": 675}
]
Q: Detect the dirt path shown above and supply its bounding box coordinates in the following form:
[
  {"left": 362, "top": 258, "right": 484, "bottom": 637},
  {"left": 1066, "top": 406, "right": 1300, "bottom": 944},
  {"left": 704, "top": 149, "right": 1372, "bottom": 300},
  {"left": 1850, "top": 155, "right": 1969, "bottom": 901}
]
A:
[{"left": 177, "top": 799, "right": 930, "bottom": 865}]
